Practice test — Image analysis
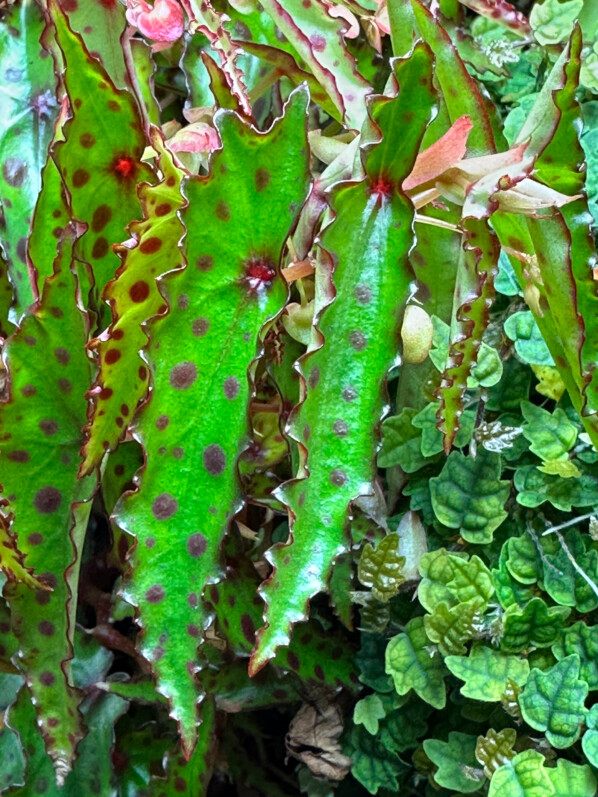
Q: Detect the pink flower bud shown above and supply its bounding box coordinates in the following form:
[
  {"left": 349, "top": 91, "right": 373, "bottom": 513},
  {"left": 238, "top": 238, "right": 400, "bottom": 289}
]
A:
[{"left": 125, "top": 0, "right": 184, "bottom": 43}]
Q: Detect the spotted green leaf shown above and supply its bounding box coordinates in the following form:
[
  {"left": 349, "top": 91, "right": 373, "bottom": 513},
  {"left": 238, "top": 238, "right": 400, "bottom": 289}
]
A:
[
  {"left": 423, "top": 732, "right": 485, "bottom": 793},
  {"left": 6, "top": 684, "right": 127, "bottom": 796},
  {"left": 501, "top": 597, "right": 570, "bottom": 652},
  {"left": 430, "top": 450, "right": 509, "bottom": 544},
  {"left": 151, "top": 697, "right": 217, "bottom": 797},
  {"left": 251, "top": 49, "right": 435, "bottom": 673},
  {"left": 552, "top": 621, "right": 598, "bottom": 690},
  {"left": 488, "top": 750, "right": 555, "bottom": 797},
  {"left": 0, "top": 0, "right": 58, "bottom": 315},
  {"left": 0, "top": 505, "right": 45, "bottom": 590},
  {"left": 0, "top": 228, "right": 96, "bottom": 775},
  {"left": 519, "top": 655, "right": 587, "bottom": 748},
  {"left": 115, "top": 88, "right": 310, "bottom": 753},
  {"left": 358, "top": 534, "right": 406, "bottom": 602},
  {"left": 446, "top": 645, "right": 530, "bottom": 701},
  {"left": 59, "top": 0, "right": 128, "bottom": 87},
  {"left": 49, "top": 0, "right": 154, "bottom": 305},
  {"left": 257, "top": 0, "right": 371, "bottom": 130},
  {"left": 385, "top": 616, "right": 447, "bottom": 709},
  {"left": 82, "top": 131, "right": 185, "bottom": 474},
  {"left": 514, "top": 461, "right": 598, "bottom": 511}
]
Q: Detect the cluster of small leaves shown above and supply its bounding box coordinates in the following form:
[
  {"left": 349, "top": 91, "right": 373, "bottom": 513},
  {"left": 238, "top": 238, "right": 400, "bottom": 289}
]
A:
[{"left": 1, "top": 0, "right": 598, "bottom": 795}]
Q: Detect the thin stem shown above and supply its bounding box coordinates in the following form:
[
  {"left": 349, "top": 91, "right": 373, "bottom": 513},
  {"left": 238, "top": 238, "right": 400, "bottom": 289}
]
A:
[{"left": 541, "top": 512, "right": 594, "bottom": 536}]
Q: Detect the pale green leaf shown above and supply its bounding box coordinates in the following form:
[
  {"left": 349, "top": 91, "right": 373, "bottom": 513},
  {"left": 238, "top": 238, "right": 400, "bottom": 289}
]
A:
[
  {"left": 423, "top": 732, "right": 485, "bottom": 793},
  {"left": 519, "top": 655, "right": 588, "bottom": 748},
  {"left": 530, "top": 0, "right": 583, "bottom": 45},
  {"left": 446, "top": 645, "right": 530, "bottom": 701},
  {"left": 385, "top": 617, "right": 446, "bottom": 709},
  {"left": 489, "top": 750, "right": 554, "bottom": 797},
  {"left": 353, "top": 694, "right": 386, "bottom": 736}
]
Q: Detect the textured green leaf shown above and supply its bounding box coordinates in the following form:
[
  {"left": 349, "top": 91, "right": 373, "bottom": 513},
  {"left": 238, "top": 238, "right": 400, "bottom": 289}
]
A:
[
  {"left": 378, "top": 408, "right": 429, "bottom": 472},
  {"left": 358, "top": 533, "right": 406, "bottom": 602},
  {"left": 489, "top": 750, "right": 555, "bottom": 797},
  {"left": 493, "top": 546, "right": 536, "bottom": 610},
  {"left": 353, "top": 694, "right": 386, "bottom": 735},
  {"left": 530, "top": 0, "right": 582, "bottom": 45},
  {"left": 543, "top": 531, "right": 598, "bottom": 612},
  {"left": 515, "top": 462, "right": 598, "bottom": 510},
  {"left": 379, "top": 698, "right": 428, "bottom": 753},
  {"left": 552, "top": 621, "right": 598, "bottom": 689},
  {"left": 418, "top": 548, "right": 494, "bottom": 612},
  {"left": 501, "top": 597, "right": 570, "bottom": 652},
  {"left": 548, "top": 759, "right": 597, "bottom": 797},
  {"left": 468, "top": 343, "right": 503, "bottom": 388},
  {"left": 50, "top": 0, "right": 154, "bottom": 303},
  {"left": 180, "top": 0, "right": 253, "bottom": 117},
  {"left": 505, "top": 532, "right": 544, "bottom": 586},
  {"left": 348, "top": 725, "right": 405, "bottom": 795},
  {"left": 251, "top": 49, "right": 435, "bottom": 672},
  {"left": 385, "top": 616, "right": 446, "bottom": 709},
  {"left": 519, "top": 655, "right": 587, "bottom": 748},
  {"left": 446, "top": 645, "right": 530, "bottom": 701},
  {"left": 412, "top": 401, "right": 475, "bottom": 457},
  {"left": 257, "top": 0, "right": 371, "bottom": 129},
  {"left": 504, "top": 311, "right": 554, "bottom": 367},
  {"left": 82, "top": 131, "right": 185, "bottom": 473},
  {"left": 582, "top": 728, "right": 598, "bottom": 767},
  {"left": 115, "top": 88, "right": 310, "bottom": 752},
  {"left": 521, "top": 401, "right": 577, "bottom": 462},
  {"left": 424, "top": 732, "right": 485, "bottom": 793},
  {"left": 0, "top": 0, "right": 58, "bottom": 315},
  {"left": 424, "top": 598, "right": 485, "bottom": 656},
  {"left": 430, "top": 450, "right": 509, "bottom": 544},
  {"left": 0, "top": 228, "right": 95, "bottom": 775},
  {"left": 475, "top": 728, "right": 517, "bottom": 779}
]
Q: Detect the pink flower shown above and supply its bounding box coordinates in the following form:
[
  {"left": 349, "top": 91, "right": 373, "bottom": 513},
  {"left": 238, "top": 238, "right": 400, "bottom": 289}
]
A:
[
  {"left": 167, "top": 122, "right": 220, "bottom": 154},
  {"left": 125, "top": 0, "right": 185, "bottom": 43}
]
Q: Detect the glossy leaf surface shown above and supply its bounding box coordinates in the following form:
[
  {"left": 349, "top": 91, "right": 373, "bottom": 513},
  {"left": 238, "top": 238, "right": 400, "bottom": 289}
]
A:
[
  {"left": 251, "top": 48, "right": 435, "bottom": 672},
  {"left": 115, "top": 88, "right": 310, "bottom": 752}
]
